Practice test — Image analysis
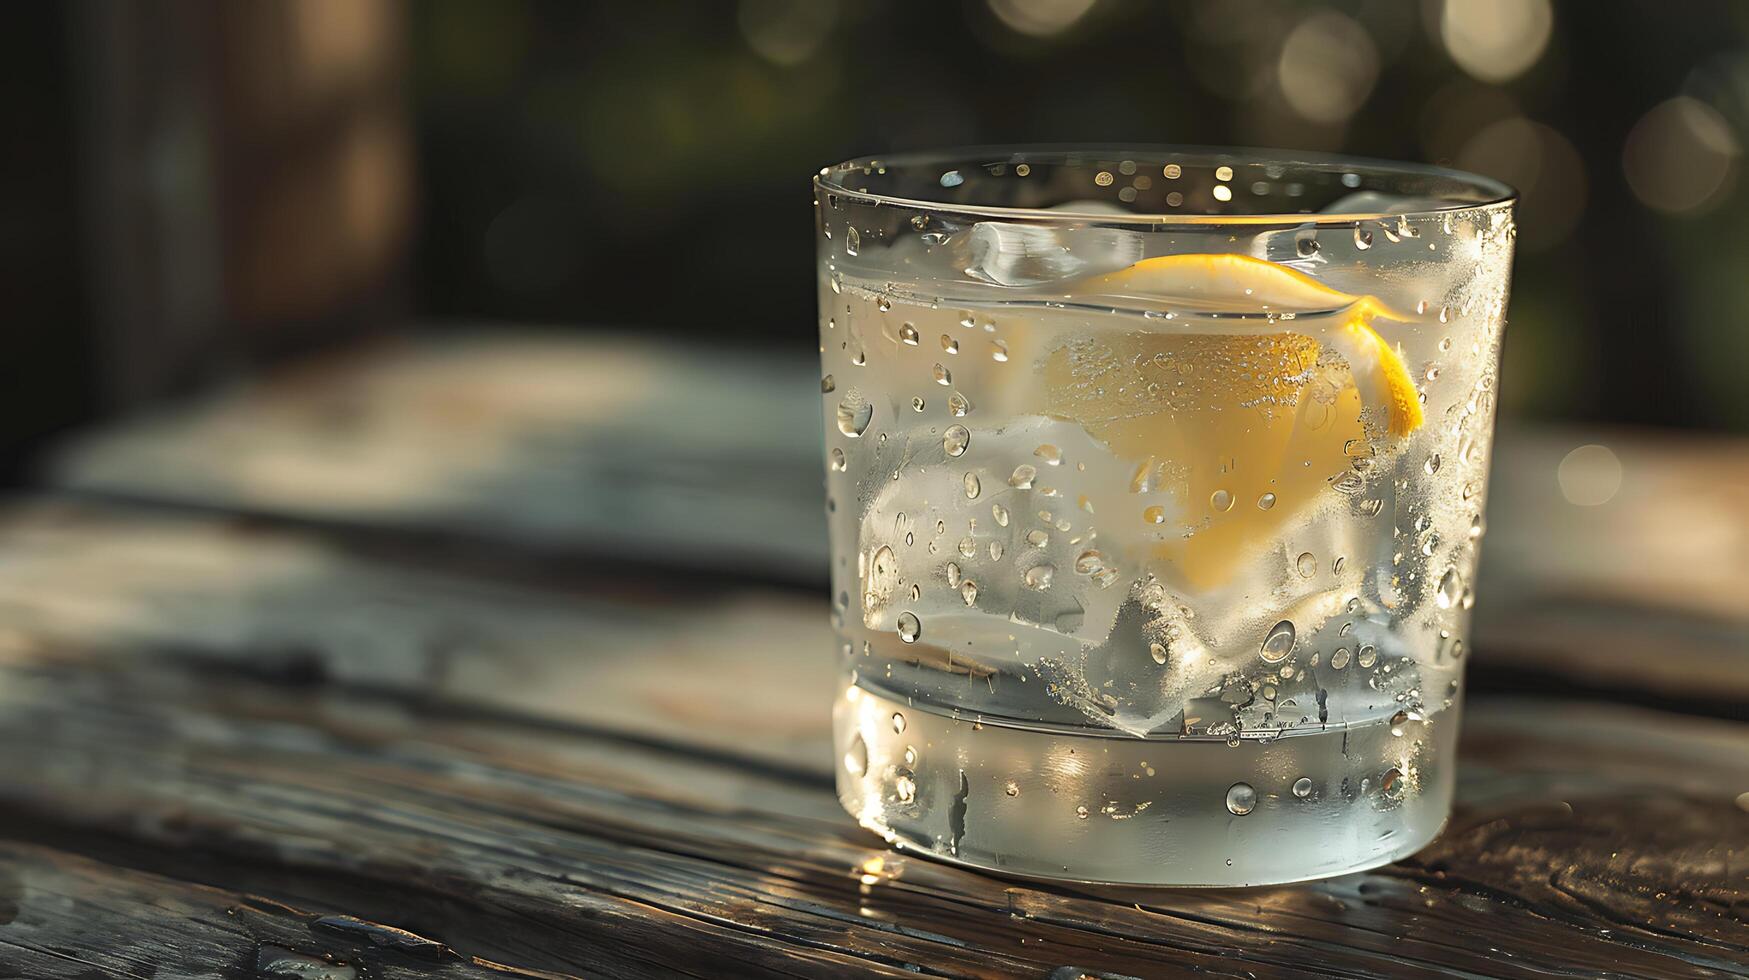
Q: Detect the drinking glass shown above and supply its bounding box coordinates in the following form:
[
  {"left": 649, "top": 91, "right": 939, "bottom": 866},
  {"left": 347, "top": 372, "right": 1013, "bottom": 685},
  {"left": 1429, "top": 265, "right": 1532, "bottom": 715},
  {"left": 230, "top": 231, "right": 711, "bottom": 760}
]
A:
[{"left": 815, "top": 147, "right": 1515, "bottom": 885}]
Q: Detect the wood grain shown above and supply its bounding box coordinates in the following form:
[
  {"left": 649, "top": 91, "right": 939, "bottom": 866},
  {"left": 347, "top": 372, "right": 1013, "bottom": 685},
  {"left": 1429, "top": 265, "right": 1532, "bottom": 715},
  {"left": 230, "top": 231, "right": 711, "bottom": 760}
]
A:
[{"left": 0, "top": 500, "right": 1740, "bottom": 977}]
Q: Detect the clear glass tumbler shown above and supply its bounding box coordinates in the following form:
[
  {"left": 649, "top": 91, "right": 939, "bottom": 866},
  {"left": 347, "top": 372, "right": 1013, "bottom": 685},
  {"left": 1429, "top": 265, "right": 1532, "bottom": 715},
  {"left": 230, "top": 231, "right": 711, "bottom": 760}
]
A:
[{"left": 815, "top": 148, "right": 1515, "bottom": 885}]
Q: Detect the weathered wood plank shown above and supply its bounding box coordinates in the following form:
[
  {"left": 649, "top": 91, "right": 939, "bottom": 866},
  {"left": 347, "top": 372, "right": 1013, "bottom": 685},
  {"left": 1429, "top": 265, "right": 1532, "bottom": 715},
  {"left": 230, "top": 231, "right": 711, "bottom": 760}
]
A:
[
  {"left": 40, "top": 336, "right": 1749, "bottom": 706},
  {"left": 45, "top": 333, "right": 829, "bottom": 579},
  {"left": 0, "top": 584, "right": 1742, "bottom": 975},
  {"left": 0, "top": 843, "right": 524, "bottom": 979}
]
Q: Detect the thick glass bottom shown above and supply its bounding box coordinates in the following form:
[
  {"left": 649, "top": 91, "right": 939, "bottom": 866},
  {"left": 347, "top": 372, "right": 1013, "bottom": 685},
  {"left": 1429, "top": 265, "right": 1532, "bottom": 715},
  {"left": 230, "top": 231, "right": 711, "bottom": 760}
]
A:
[{"left": 834, "top": 683, "right": 1456, "bottom": 886}]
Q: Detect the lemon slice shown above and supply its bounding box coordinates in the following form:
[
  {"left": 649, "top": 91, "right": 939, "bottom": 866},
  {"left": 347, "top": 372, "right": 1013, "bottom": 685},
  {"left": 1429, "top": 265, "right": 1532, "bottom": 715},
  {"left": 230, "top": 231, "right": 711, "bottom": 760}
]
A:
[
  {"left": 1039, "top": 254, "right": 1423, "bottom": 590},
  {"left": 1080, "top": 253, "right": 1421, "bottom": 435}
]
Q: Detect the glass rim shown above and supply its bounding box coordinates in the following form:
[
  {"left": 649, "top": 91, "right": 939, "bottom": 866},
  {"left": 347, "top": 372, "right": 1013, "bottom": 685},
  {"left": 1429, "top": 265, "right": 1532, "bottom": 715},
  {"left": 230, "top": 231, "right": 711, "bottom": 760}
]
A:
[{"left": 815, "top": 144, "right": 1517, "bottom": 227}]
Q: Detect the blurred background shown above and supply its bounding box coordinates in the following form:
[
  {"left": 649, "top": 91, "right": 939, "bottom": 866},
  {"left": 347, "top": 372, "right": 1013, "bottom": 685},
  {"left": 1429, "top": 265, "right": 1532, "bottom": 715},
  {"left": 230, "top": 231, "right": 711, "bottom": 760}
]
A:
[{"left": 6, "top": 0, "right": 1749, "bottom": 470}]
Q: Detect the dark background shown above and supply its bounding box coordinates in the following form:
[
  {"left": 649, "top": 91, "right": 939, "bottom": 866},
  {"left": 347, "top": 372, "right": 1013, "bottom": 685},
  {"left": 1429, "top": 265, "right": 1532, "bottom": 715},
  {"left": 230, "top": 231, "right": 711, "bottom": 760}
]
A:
[{"left": 4, "top": 0, "right": 1746, "bottom": 483}]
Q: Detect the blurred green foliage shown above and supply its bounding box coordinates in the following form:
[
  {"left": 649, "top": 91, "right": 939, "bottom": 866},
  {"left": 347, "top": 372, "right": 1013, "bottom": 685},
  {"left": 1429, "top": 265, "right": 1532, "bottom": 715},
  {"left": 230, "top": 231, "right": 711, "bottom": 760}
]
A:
[{"left": 411, "top": 0, "right": 1749, "bottom": 432}]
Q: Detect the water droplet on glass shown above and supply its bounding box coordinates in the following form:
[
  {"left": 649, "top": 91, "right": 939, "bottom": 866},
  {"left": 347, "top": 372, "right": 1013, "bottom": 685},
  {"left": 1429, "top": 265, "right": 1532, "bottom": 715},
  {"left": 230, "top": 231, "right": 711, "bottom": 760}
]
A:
[
  {"left": 911, "top": 396, "right": 925, "bottom": 412},
  {"left": 1074, "top": 550, "right": 1106, "bottom": 574},
  {"left": 1023, "top": 564, "right": 1055, "bottom": 590},
  {"left": 1004, "top": 781, "right": 1019, "bottom": 797},
  {"left": 1076, "top": 804, "right": 1090, "bottom": 819},
  {"left": 829, "top": 447, "right": 847, "bottom": 472},
  {"left": 1149, "top": 641, "right": 1168, "bottom": 665},
  {"left": 1225, "top": 782, "right": 1257, "bottom": 816},
  {"left": 1360, "top": 498, "right": 1384, "bottom": 518},
  {"left": 1260, "top": 621, "right": 1296, "bottom": 663},
  {"left": 962, "top": 472, "right": 980, "bottom": 499},
  {"left": 1436, "top": 568, "right": 1462, "bottom": 609},
  {"left": 1143, "top": 505, "right": 1166, "bottom": 525},
  {"left": 895, "top": 769, "right": 917, "bottom": 803},
  {"left": 1210, "top": 489, "right": 1234, "bottom": 512},
  {"left": 945, "top": 562, "right": 961, "bottom": 587},
  {"left": 940, "top": 334, "right": 958, "bottom": 354},
  {"left": 1357, "top": 645, "right": 1377, "bottom": 668},
  {"left": 897, "top": 612, "right": 921, "bottom": 643},
  {"left": 864, "top": 546, "right": 898, "bottom": 614},
  {"left": 1331, "top": 647, "right": 1350, "bottom": 669},
  {"left": 1296, "top": 552, "right": 1317, "bottom": 578},
  {"left": 844, "top": 225, "right": 860, "bottom": 255},
  {"left": 1382, "top": 767, "right": 1404, "bottom": 799},
  {"left": 1425, "top": 454, "right": 1442, "bottom": 475},
  {"left": 1025, "top": 528, "right": 1049, "bottom": 547},
  {"left": 836, "top": 395, "right": 873, "bottom": 437},
  {"left": 1292, "top": 777, "right": 1314, "bottom": 798},
  {"left": 990, "top": 340, "right": 1009, "bottom": 362},
  {"left": 989, "top": 540, "right": 1004, "bottom": 561},
  {"left": 1332, "top": 555, "right": 1346, "bottom": 575},
  {"left": 1390, "top": 710, "right": 1409, "bottom": 736},
  {"left": 1296, "top": 234, "right": 1320, "bottom": 257},
  {"left": 892, "top": 712, "right": 907, "bottom": 733},
  {"left": 957, "top": 537, "right": 976, "bottom": 558},
  {"left": 1034, "top": 444, "right": 1062, "bottom": 466},
  {"left": 942, "top": 424, "right": 970, "bottom": 457},
  {"left": 877, "top": 296, "right": 892, "bottom": 312},
  {"left": 844, "top": 734, "right": 868, "bottom": 775},
  {"left": 1257, "top": 492, "right": 1276, "bottom": 510},
  {"left": 821, "top": 374, "right": 835, "bottom": 393},
  {"left": 1354, "top": 226, "right": 1373, "bottom": 250},
  {"left": 933, "top": 363, "right": 952, "bottom": 386},
  {"left": 947, "top": 390, "right": 972, "bottom": 416},
  {"left": 960, "top": 579, "right": 979, "bottom": 605}
]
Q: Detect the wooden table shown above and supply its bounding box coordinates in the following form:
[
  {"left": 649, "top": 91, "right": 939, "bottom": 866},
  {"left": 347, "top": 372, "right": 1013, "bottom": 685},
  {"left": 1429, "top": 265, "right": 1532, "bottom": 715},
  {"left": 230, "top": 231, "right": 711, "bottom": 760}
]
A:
[{"left": 3, "top": 333, "right": 1745, "bottom": 978}]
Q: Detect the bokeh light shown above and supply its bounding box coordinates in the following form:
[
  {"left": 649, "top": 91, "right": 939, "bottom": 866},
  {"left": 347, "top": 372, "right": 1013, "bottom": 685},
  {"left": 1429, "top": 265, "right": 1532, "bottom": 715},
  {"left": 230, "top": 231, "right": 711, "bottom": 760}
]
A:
[
  {"left": 1439, "top": 0, "right": 1553, "bottom": 83},
  {"left": 1277, "top": 11, "right": 1379, "bottom": 124},
  {"left": 986, "top": 0, "right": 1097, "bottom": 38},
  {"left": 1557, "top": 444, "right": 1623, "bottom": 507},
  {"left": 1456, "top": 117, "right": 1586, "bottom": 251},
  {"left": 738, "top": 0, "right": 840, "bottom": 67},
  {"left": 1622, "top": 96, "right": 1740, "bottom": 216}
]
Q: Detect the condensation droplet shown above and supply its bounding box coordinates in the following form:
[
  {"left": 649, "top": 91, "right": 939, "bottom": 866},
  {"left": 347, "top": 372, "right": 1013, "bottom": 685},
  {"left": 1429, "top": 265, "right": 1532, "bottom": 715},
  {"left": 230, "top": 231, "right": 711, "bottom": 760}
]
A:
[
  {"left": 911, "top": 396, "right": 925, "bottom": 412},
  {"left": 1331, "top": 647, "right": 1351, "bottom": 669},
  {"left": 1025, "top": 528, "right": 1049, "bottom": 547},
  {"left": 898, "top": 323, "right": 919, "bottom": 345},
  {"left": 836, "top": 395, "right": 873, "bottom": 437},
  {"left": 948, "top": 391, "right": 972, "bottom": 416},
  {"left": 1210, "top": 488, "right": 1234, "bottom": 512},
  {"left": 1296, "top": 552, "right": 1317, "bottom": 578},
  {"left": 892, "top": 712, "right": 907, "bottom": 733},
  {"left": 1436, "top": 568, "right": 1462, "bottom": 608},
  {"left": 946, "top": 562, "right": 961, "bottom": 588},
  {"left": 1354, "top": 226, "right": 1373, "bottom": 250},
  {"left": 990, "top": 340, "right": 1009, "bottom": 362},
  {"left": 1009, "top": 464, "right": 1036, "bottom": 489},
  {"left": 942, "top": 424, "right": 970, "bottom": 457},
  {"left": 1257, "top": 492, "right": 1276, "bottom": 511},
  {"left": 844, "top": 734, "right": 867, "bottom": 775},
  {"left": 1292, "top": 777, "right": 1314, "bottom": 798},
  {"left": 1357, "top": 645, "right": 1377, "bottom": 668},
  {"left": 989, "top": 540, "right": 1004, "bottom": 561},
  {"left": 829, "top": 447, "right": 846, "bottom": 472},
  {"left": 932, "top": 363, "right": 952, "bottom": 386},
  {"left": 897, "top": 612, "right": 921, "bottom": 643},
  {"left": 957, "top": 537, "right": 976, "bottom": 558},
  {"left": 991, "top": 503, "right": 1009, "bottom": 527},
  {"left": 1076, "top": 804, "right": 1090, "bottom": 819},
  {"left": 844, "top": 226, "right": 860, "bottom": 255},
  {"left": 960, "top": 579, "right": 979, "bottom": 605},
  {"left": 1035, "top": 444, "right": 1062, "bottom": 466},
  {"left": 1260, "top": 620, "right": 1296, "bottom": 663},
  {"left": 1023, "top": 564, "right": 1055, "bottom": 590},
  {"left": 821, "top": 374, "right": 835, "bottom": 393},
  {"left": 1149, "top": 641, "right": 1168, "bottom": 665},
  {"left": 963, "top": 472, "right": 981, "bottom": 498},
  {"left": 895, "top": 770, "right": 916, "bottom": 803},
  {"left": 1225, "top": 782, "right": 1257, "bottom": 816},
  {"left": 940, "top": 334, "right": 958, "bottom": 354},
  {"left": 1004, "top": 781, "right": 1019, "bottom": 797},
  {"left": 1143, "top": 505, "right": 1166, "bottom": 525},
  {"left": 1425, "top": 454, "right": 1442, "bottom": 475},
  {"left": 1390, "top": 710, "right": 1409, "bottom": 736}
]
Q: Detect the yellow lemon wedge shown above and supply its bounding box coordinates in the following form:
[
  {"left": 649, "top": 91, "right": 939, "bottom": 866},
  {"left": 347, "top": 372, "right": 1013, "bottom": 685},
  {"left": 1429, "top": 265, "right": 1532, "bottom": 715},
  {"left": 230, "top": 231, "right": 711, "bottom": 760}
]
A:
[{"left": 1039, "top": 254, "right": 1423, "bottom": 591}]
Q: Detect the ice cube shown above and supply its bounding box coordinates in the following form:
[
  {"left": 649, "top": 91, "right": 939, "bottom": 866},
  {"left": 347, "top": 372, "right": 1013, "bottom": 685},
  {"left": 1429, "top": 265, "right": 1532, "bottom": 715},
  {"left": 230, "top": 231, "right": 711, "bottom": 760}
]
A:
[{"left": 961, "top": 221, "right": 1144, "bottom": 287}]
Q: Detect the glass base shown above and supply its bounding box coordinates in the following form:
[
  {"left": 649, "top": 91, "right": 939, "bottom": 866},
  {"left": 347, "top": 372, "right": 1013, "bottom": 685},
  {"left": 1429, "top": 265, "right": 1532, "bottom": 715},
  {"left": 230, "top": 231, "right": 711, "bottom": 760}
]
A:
[{"left": 834, "top": 683, "right": 1456, "bottom": 886}]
